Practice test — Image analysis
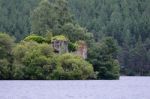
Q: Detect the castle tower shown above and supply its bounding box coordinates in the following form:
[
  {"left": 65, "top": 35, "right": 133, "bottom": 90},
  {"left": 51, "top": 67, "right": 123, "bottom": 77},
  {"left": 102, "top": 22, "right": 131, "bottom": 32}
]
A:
[
  {"left": 76, "top": 41, "right": 87, "bottom": 59},
  {"left": 52, "top": 35, "right": 68, "bottom": 54}
]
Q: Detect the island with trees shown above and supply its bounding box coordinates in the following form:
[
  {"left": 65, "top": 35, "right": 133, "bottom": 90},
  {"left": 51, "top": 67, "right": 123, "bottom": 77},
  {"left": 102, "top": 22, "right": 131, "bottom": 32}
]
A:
[{"left": 0, "top": 0, "right": 149, "bottom": 80}]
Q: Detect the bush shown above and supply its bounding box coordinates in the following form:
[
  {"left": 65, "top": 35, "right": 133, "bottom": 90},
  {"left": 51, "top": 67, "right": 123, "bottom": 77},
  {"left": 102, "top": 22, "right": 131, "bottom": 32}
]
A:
[
  {"left": 51, "top": 53, "right": 94, "bottom": 80},
  {"left": 24, "top": 34, "right": 46, "bottom": 43},
  {"left": 12, "top": 41, "right": 54, "bottom": 79}
]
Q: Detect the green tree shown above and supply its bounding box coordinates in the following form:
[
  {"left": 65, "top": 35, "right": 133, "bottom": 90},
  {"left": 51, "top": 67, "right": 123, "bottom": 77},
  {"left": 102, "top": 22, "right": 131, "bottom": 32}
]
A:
[
  {"left": 31, "top": 0, "right": 93, "bottom": 43},
  {"left": 24, "top": 34, "right": 46, "bottom": 43},
  {"left": 0, "top": 33, "right": 15, "bottom": 79},
  {"left": 31, "top": 0, "right": 73, "bottom": 35},
  {"left": 51, "top": 53, "right": 94, "bottom": 80},
  {"left": 128, "top": 37, "right": 148, "bottom": 75},
  {"left": 88, "top": 37, "right": 120, "bottom": 79},
  {"left": 12, "top": 41, "right": 54, "bottom": 80}
]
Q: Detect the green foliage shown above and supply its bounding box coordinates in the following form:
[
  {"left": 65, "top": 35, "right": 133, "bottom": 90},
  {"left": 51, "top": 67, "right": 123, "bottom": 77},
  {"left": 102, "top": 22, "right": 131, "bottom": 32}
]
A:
[
  {"left": 24, "top": 34, "right": 46, "bottom": 43},
  {"left": 0, "top": 33, "right": 15, "bottom": 58},
  {"left": 69, "top": 0, "right": 150, "bottom": 75},
  {"left": 31, "top": 0, "right": 73, "bottom": 35},
  {"left": 121, "top": 37, "right": 150, "bottom": 76},
  {"left": 31, "top": 0, "right": 94, "bottom": 43},
  {"left": 51, "top": 53, "right": 94, "bottom": 80},
  {"left": 2, "top": 0, "right": 149, "bottom": 77},
  {"left": 88, "top": 37, "right": 120, "bottom": 79},
  {"left": 0, "top": 33, "right": 15, "bottom": 79},
  {"left": 69, "top": 0, "right": 150, "bottom": 42},
  {"left": 68, "top": 42, "right": 77, "bottom": 52},
  {"left": 52, "top": 35, "right": 68, "bottom": 42},
  {"left": 98, "top": 60, "right": 120, "bottom": 80},
  {"left": 0, "top": 59, "right": 10, "bottom": 79},
  {"left": 13, "top": 41, "right": 54, "bottom": 79},
  {"left": 45, "top": 31, "right": 53, "bottom": 43},
  {"left": 12, "top": 39, "right": 94, "bottom": 80},
  {"left": 61, "top": 23, "right": 94, "bottom": 42},
  {"left": 0, "top": 0, "right": 40, "bottom": 40}
]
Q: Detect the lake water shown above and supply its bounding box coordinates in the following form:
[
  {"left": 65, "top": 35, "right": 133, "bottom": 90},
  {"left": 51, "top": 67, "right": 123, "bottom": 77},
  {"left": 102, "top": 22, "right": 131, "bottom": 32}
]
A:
[{"left": 0, "top": 77, "right": 150, "bottom": 99}]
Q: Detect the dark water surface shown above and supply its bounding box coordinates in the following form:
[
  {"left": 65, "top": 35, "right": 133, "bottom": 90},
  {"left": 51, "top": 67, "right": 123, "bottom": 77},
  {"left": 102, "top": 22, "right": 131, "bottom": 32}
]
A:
[{"left": 0, "top": 77, "right": 150, "bottom": 99}]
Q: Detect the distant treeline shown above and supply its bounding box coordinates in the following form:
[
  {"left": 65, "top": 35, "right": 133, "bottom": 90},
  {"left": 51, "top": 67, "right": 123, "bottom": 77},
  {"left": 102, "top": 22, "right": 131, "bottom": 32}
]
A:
[{"left": 69, "top": 0, "right": 150, "bottom": 76}]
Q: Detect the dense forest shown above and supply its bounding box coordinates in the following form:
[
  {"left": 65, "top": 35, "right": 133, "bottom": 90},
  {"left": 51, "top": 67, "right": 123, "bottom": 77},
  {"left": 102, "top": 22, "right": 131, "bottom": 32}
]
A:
[
  {"left": 69, "top": 0, "right": 150, "bottom": 76},
  {"left": 0, "top": 0, "right": 149, "bottom": 79}
]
